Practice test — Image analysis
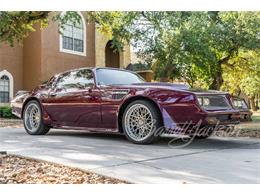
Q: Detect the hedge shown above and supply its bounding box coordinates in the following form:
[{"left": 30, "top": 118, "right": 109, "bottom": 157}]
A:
[{"left": 0, "top": 106, "right": 13, "bottom": 118}]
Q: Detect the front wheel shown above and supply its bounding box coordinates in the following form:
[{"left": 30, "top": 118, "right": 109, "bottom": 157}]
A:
[
  {"left": 23, "top": 100, "right": 50, "bottom": 135},
  {"left": 122, "top": 100, "right": 162, "bottom": 144}
]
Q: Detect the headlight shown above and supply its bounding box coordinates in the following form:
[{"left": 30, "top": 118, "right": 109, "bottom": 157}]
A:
[{"left": 196, "top": 95, "right": 231, "bottom": 110}]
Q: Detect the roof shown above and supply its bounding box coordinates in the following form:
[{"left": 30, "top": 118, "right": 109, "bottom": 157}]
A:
[{"left": 54, "top": 67, "right": 139, "bottom": 78}]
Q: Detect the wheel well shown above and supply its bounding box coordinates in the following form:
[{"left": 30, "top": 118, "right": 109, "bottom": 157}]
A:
[
  {"left": 21, "top": 97, "right": 40, "bottom": 119},
  {"left": 118, "top": 96, "right": 163, "bottom": 133}
]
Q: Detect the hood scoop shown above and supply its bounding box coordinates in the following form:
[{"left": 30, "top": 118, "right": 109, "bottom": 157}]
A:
[{"left": 111, "top": 90, "right": 129, "bottom": 100}]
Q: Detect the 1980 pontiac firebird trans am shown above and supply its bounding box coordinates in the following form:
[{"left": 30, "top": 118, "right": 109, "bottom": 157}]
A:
[{"left": 11, "top": 68, "right": 240, "bottom": 144}]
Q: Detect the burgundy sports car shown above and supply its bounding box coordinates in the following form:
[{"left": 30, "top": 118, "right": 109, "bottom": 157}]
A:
[{"left": 11, "top": 68, "right": 240, "bottom": 144}]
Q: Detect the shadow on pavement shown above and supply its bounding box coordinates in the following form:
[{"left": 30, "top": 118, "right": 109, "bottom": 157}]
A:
[{"left": 43, "top": 129, "right": 260, "bottom": 150}]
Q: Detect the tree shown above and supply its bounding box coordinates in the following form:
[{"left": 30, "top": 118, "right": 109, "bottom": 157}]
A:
[
  {"left": 0, "top": 12, "right": 50, "bottom": 46},
  {"left": 207, "top": 12, "right": 260, "bottom": 89},
  {"left": 222, "top": 50, "right": 260, "bottom": 110},
  {"left": 0, "top": 11, "right": 81, "bottom": 46},
  {"left": 1, "top": 11, "right": 259, "bottom": 92},
  {"left": 90, "top": 11, "right": 260, "bottom": 90}
]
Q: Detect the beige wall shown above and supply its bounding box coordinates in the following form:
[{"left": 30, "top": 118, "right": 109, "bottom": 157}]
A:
[
  {"left": 0, "top": 43, "right": 23, "bottom": 95},
  {"left": 22, "top": 12, "right": 96, "bottom": 90},
  {"left": 23, "top": 24, "right": 42, "bottom": 91},
  {"left": 95, "top": 30, "right": 109, "bottom": 67},
  {"left": 120, "top": 44, "right": 131, "bottom": 68},
  {"left": 41, "top": 12, "right": 96, "bottom": 82},
  {"left": 95, "top": 29, "right": 131, "bottom": 68},
  {"left": 0, "top": 11, "right": 132, "bottom": 97}
]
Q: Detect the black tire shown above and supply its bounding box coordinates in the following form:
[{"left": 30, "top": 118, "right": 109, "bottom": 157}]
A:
[
  {"left": 122, "top": 100, "right": 163, "bottom": 144},
  {"left": 23, "top": 100, "right": 50, "bottom": 135}
]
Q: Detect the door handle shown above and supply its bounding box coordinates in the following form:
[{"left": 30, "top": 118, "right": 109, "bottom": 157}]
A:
[{"left": 82, "top": 88, "right": 93, "bottom": 94}]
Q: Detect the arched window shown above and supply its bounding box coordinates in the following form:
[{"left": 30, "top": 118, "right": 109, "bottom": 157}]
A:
[
  {"left": 0, "top": 75, "right": 10, "bottom": 103},
  {"left": 60, "top": 12, "right": 86, "bottom": 56}
]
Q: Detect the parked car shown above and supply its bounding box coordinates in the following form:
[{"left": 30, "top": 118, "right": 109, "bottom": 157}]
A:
[
  {"left": 231, "top": 97, "right": 252, "bottom": 121},
  {"left": 11, "top": 67, "right": 240, "bottom": 144}
]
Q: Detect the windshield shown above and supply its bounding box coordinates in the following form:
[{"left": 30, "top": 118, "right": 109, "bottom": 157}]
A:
[
  {"left": 96, "top": 69, "right": 144, "bottom": 86},
  {"left": 44, "top": 76, "right": 56, "bottom": 87}
]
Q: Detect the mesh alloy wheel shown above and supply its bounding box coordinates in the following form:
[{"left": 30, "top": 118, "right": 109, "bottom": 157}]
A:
[
  {"left": 23, "top": 100, "right": 50, "bottom": 135},
  {"left": 122, "top": 100, "right": 162, "bottom": 144}
]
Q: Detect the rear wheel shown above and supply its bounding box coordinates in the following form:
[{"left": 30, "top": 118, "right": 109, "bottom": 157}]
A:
[
  {"left": 122, "top": 100, "right": 162, "bottom": 144},
  {"left": 23, "top": 100, "right": 50, "bottom": 135}
]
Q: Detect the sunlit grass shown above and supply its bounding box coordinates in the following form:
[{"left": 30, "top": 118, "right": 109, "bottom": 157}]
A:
[{"left": 252, "top": 115, "right": 260, "bottom": 122}]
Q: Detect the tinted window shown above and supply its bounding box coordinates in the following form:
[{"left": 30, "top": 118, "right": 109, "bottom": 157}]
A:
[
  {"left": 56, "top": 69, "right": 94, "bottom": 91},
  {"left": 96, "top": 69, "right": 144, "bottom": 86}
]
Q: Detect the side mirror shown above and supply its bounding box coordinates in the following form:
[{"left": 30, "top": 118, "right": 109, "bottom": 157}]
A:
[
  {"left": 54, "top": 87, "right": 63, "bottom": 93},
  {"left": 39, "top": 84, "right": 46, "bottom": 89}
]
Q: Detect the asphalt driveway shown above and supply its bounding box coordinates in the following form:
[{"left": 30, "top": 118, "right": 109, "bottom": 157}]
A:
[{"left": 0, "top": 127, "right": 259, "bottom": 183}]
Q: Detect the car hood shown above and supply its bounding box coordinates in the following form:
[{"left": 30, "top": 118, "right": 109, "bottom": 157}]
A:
[
  {"left": 132, "top": 82, "right": 189, "bottom": 90},
  {"left": 128, "top": 82, "right": 228, "bottom": 95}
]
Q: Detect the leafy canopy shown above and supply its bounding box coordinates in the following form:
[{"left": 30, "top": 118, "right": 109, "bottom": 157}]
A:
[
  {"left": 0, "top": 11, "right": 81, "bottom": 46},
  {"left": 90, "top": 12, "right": 259, "bottom": 89},
  {"left": 0, "top": 11, "right": 259, "bottom": 92}
]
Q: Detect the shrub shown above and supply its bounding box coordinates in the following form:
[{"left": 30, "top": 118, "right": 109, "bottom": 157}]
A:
[{"left": 0, "top": 106, "right": 13, "bottom": 118}]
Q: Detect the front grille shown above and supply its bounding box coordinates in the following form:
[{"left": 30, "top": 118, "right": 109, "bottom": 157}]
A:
[{"left": 196, "top": 95, "right": 231, "bottom": 111}]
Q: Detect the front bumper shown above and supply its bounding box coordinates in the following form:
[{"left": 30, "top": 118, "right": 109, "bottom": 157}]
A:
[
  {"left": 162, "top": 107, "right": 240, "bottom": 132},
  {"left": 205, "top": 111, "right": 240, "bottom": 125},
  {"left": 10, "top": 102, "right": 23, "bottom": 118}
]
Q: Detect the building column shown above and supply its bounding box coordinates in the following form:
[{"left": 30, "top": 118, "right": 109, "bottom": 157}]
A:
[{"left": 95, "top": 27, "right": 131, "bottom": 68}]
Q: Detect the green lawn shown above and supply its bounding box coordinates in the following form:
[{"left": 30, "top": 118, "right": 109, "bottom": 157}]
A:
[{"left": 252, "top": 115, "right": 260, "bottom": 122}]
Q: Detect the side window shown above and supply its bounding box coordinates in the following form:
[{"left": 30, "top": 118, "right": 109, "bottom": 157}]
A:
[
  {"left": 74, "top": 69, "right": 94, "bottom": 88},
  {"left": 56, "top": 72, "right": 74, "bottom": 90},
  {"left": 56, "top": 69, "right": 94, "bottom": 91}
]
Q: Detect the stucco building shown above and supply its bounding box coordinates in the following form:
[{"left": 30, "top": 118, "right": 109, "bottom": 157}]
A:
[{"left": 0, "top": 11, "right": 131, "bottom": 104}]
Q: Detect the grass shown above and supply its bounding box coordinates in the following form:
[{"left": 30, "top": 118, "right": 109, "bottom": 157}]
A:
[{"left": 252, "top": 115, "right": 260, "bottom": 122}]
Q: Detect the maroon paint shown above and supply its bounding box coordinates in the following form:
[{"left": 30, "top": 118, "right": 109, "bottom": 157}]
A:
[{"left": 11, "top": 68, "right": 240, "bottom": 133}]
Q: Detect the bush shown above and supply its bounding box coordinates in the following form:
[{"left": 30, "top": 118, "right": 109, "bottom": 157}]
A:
[{"left": 0, "top": 106, "right": 13, "bottom": 118}]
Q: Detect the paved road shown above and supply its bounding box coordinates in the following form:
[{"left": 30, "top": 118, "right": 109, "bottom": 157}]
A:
[{"left": 0, "top": 127, "right": 259, "bottom": 183}]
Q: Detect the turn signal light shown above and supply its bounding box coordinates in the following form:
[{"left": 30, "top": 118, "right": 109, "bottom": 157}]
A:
[{"left": 205, "top": 117, "right": 219, "bottom": 124}]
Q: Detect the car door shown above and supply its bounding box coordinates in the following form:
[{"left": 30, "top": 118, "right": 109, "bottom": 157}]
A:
[
  {"left": 43, "top": 69, "right": 101, "bottom": 128},
  {"left": 98, "top": 85, "right": 128, "bottom": 129}
]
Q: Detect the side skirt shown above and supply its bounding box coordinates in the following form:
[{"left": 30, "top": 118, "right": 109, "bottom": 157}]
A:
[{"left": 49, "top": 125, "right": 120, "bottom": 134}]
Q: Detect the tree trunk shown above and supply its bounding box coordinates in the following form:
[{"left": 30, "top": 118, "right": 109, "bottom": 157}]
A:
[
  {"left": 256, "top": 94, "right": 259, "bottom": 110},
  {"left": 209, "top": 69, "right": 223, "bottom": 90},
  {"left": 160, "top": 77, "right": 169, "bottom": 82},
  {"left": 210, "top": 51, "right": 235, "bottom": 90},
  {"left": 249, "top": 96, "right": 257, "bottom": 111}
]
